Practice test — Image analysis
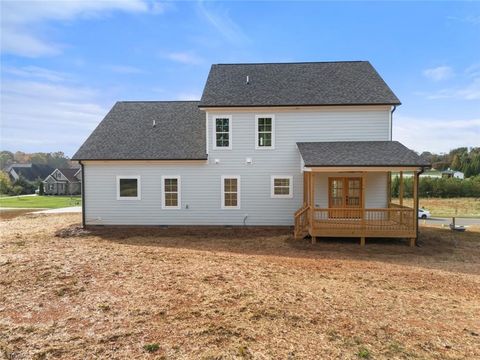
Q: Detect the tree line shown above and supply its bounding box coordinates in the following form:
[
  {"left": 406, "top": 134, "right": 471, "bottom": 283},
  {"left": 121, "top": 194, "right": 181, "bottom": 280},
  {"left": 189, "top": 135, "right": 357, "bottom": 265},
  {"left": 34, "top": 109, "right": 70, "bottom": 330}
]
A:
[
  {"left": 420, "top": 147, "right": 480, "bottom": 178},
  {"left": 0, "top": 150, "right": 75, "bottom": 170},
  {"left": 391, "top": 175, "right": 480, "bottom": 198}
]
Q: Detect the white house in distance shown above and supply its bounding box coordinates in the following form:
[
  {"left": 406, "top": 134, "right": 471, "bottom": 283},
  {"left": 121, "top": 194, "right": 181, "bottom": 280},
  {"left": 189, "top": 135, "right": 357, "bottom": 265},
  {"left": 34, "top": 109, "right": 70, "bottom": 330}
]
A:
[{"left": 73, "top": 61, "right": 429, "bottom": 246}]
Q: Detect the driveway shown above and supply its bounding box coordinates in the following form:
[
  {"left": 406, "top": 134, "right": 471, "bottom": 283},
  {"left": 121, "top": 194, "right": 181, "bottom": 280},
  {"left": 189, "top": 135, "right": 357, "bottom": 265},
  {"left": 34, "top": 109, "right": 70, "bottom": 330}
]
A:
[
  {"left": 422, "top": 217, "right": 480, "bottom": 226},
  {"left": 32, "top": 206, "right": 82, "bottom": 214}
]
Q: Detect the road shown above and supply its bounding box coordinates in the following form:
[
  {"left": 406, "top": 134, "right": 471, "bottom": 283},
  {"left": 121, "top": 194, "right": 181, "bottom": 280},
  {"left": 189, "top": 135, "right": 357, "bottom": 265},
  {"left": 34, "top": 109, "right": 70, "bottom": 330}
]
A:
[{"left": 422, "top": 217, "right": 480, "bottom": 226}]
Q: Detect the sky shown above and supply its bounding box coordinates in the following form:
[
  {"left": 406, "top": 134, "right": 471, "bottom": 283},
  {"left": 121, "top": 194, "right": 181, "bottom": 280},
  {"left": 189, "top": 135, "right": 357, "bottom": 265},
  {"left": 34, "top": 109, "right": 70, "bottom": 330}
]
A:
[{"left": 0, "top": 0, "right": 479, "bottom": 157}]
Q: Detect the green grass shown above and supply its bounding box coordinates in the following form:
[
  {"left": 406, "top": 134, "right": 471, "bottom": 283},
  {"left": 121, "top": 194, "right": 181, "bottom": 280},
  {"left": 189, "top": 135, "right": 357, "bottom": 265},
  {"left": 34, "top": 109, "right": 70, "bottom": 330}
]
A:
[{"left": 0, "top": 195, "right": 81, "bottom": 209}]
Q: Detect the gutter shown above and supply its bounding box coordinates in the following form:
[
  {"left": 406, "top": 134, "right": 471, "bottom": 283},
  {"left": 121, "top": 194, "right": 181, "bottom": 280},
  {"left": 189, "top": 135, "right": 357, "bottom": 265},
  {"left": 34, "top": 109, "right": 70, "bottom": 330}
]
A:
[{"left": 79, "top": 161, "right": 86, "bottom": 228}]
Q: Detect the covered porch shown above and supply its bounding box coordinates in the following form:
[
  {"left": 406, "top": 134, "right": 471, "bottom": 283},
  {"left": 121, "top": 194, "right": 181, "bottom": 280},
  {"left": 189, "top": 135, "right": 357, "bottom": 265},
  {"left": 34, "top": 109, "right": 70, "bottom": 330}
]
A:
[{"left": 294, "top": 141, "right": 430, "bottom": 246}]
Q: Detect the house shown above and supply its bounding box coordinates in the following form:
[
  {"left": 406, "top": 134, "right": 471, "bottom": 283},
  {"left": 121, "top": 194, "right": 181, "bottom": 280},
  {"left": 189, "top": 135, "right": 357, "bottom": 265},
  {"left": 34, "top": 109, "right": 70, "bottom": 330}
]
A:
[
  {"left": 43, "top": 168, "right": 82, "bottom": 195},
  {"left": 7, "top": 163, "right": 54, "bottom": 183},
  {"left": 441, "top": 168, "right": 464, "bottom": 179},
  {"left": 73, "top": 61, "right": 429, "bottom": 246}
]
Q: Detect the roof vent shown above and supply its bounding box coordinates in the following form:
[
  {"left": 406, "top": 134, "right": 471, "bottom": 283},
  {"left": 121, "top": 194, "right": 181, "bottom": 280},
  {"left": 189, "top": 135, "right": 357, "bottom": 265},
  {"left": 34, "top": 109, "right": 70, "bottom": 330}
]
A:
[
  {"left": 152, "top": 119, "right": 156, "bottom": 127},
  {"left": 246, "top": 75, "right": 249, "bottom": 85}
]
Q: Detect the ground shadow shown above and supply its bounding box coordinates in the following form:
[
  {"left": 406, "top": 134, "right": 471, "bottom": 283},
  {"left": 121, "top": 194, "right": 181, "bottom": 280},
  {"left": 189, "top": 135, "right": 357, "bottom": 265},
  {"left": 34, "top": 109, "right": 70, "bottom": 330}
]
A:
[{"left": 61, "top": 223, "right": 480, "bottom": 276}]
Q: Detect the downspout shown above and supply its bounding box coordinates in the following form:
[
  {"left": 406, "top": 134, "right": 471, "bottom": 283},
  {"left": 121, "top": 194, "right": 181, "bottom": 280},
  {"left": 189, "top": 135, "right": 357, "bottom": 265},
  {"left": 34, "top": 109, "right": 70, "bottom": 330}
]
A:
[
  {"left": 79, "top": 161, "right": 86, "bottom": 228},
  {"left": 390, "top": 105, "right": 396, "bottom": 141}
]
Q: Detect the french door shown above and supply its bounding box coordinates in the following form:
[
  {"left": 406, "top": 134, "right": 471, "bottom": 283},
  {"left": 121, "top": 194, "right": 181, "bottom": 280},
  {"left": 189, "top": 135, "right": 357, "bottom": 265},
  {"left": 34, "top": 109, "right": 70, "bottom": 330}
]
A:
[{"left": 328, "top": 177, "right": 363, "bottom": 218}]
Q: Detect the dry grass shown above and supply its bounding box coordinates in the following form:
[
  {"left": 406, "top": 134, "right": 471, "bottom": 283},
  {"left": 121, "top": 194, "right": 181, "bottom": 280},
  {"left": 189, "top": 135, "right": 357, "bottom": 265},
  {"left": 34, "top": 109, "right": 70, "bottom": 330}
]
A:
[
  {"left": 1, "top": 214, "right": 480, "bottom": 359},
  {"left": 392, "top": 197, "right": 480, "bottom": 217}
]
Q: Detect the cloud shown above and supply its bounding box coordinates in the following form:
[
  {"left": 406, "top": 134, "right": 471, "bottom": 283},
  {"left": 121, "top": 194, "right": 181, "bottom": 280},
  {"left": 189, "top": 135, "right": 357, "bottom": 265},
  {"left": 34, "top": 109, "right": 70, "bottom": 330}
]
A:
[
  {"left": 447, "top": 15, "right": 480, "bottom": 26},
  {"left": 0, "top": 0, "right": 164, "bottom": 57},
  {"left": 393, "top": 114, "right": 480, "bottom": 153},
  {"left": 197, "top": 1, "right": 248, "bottom": 44},
  {"left": 2, "top": 66, "right": 70, "bottom": 82},
  {"left": 423, "top": 66, "right": 454, "bottom": 81},
  {"left": 165, "top": 52, "right": 203, "bottom": 65},
  {"left": 1, "top": 75, "right": 109, "bottom": 155},
  {"left": 107, "top": 65, "right": 146, "bottom": 74}
]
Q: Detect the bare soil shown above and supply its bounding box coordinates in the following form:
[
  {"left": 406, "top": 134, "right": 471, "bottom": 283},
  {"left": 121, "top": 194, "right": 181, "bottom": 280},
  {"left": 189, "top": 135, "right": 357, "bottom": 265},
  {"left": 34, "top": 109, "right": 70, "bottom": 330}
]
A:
[{"left": 1, "top": 214, "right": 479, "bottom": 359}]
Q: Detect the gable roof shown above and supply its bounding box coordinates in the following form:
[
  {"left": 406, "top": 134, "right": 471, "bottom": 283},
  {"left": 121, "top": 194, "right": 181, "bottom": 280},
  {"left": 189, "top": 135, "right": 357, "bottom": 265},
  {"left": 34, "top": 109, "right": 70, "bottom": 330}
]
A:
[
  {"left": 9, "top": 164, "right": 54, "bottom": 181},
  {"left": 199, "top": 61, "right": 401, "bottom": 108},
  {"left": 72, "top": 101, "right": 207, "bottom": 161},
  {"left": 297, "top": 141, "right": 430, "bottom": 167},
  {"left": 54, "top": 168, "right": 81, "bottom": 182}
]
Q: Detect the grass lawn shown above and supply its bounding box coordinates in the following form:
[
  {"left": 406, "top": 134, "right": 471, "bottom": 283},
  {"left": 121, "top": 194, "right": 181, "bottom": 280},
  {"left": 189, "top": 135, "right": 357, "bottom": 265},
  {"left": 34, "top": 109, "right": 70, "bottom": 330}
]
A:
[
  {"left": 392, "top": 197, "right": 480, "bottom": 217},
  {"left": 1, "top": 213, "right": 479, "bottom": 359},
  {"left": 0, "top": 195, "right": 81, "bottom": 209}
]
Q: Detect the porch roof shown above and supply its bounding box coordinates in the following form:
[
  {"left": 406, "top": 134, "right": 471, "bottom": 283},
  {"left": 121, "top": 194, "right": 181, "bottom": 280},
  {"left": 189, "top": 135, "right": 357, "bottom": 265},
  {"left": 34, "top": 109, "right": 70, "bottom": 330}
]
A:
[{"left": 297, "top": 141, "right": 430, "bottom": 167}]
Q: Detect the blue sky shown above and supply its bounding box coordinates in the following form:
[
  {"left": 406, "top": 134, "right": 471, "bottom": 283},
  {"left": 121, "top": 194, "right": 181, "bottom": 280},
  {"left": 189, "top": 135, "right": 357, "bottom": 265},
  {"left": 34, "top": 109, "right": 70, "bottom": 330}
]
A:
[{"left": 1, "top": 0, "right": 479, "bottom": 156}]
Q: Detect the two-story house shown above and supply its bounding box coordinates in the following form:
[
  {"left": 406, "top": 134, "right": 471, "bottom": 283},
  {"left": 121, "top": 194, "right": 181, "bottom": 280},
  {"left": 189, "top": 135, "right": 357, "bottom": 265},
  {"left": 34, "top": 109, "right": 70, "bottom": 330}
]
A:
[
  {"left": 43, "top": 168, "right": 82, "bottom": 195},
  {"left": 73, "top": 61, "right": 429, "bottom": 246}
]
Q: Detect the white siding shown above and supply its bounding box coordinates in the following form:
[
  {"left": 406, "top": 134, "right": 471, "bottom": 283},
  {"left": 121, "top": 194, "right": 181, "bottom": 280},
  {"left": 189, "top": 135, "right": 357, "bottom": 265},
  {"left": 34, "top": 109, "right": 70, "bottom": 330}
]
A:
[{"left": 84, "top": 106, "right": 391, "bottom": 225}]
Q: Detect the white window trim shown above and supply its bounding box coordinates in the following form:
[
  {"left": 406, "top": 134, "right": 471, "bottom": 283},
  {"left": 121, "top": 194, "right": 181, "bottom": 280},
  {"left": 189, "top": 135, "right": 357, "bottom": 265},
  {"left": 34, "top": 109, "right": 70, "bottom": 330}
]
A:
[
  {"left": 116, "top": 175, "right": 141, "bottom": 200},
  {"left": 255, "top": 114, "right": 275, "bottom": 150},
  {"left": 162, "top": 175, "right": 181, "bottom": 210},
  {"left": 213, "top": 115, "right": 232, "bottom": 150},
  {"left": 221, "top": 175, "right": 241, "bottom": 209},
  {"left": 271, "top": 175, "right": 293, "bottom": 198}
]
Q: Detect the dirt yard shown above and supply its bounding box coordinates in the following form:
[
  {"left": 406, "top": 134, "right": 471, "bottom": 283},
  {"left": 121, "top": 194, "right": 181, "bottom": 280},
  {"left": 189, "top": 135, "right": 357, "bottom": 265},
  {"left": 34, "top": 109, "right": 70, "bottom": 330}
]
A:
[{"left": 1, "top": 214, "right": 479, "bottom": 359}]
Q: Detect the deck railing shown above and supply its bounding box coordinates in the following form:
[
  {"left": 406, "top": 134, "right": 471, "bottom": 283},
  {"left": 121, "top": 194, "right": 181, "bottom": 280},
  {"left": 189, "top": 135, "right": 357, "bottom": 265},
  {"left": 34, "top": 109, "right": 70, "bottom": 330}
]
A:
[{"left": 294, "top": 204, "right": 416, "bottom": 239}]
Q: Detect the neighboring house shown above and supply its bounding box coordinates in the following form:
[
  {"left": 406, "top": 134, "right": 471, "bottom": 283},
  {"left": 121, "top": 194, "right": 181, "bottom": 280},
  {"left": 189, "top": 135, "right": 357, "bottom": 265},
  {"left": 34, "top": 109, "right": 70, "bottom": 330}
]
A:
[
  {"left": 441, "top": 168, "right": 464, "bottom": 179},
  {"left": 43, "top": 168, "right": 82, "bottom": 195},
  {"left": 7, "top": 163, "right": 53, "bottom": 183},
  {"left": 73, "top": 61, "right": 429, "bottom": 246}
]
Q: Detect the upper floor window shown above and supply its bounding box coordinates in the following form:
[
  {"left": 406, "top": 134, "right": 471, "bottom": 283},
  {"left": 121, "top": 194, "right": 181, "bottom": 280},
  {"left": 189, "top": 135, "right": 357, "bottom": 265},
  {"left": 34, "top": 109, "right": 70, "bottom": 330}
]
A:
[
  {"left": 214, "top": 116, "right": 232, "bottom": 149},
  {"left": 162, "top": 176, "right": 181, "bottom": 209},
  {"left": 116, "top": 175, "right": 141, "bottom": 200},
  {"left": 255, "top": 115, "right": 275, "bottom": 149}
]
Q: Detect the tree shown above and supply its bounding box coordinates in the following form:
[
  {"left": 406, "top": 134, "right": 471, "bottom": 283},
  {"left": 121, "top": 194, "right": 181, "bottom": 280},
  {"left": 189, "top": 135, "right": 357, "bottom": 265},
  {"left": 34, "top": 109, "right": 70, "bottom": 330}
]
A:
[
  {"left": 451, "top": 154, "right": 462, "bottom": 171},
  {"left": 0, "top": 171, "right": 12, "bottom": 194},
  {"left": 38, "top": 182, "right": 45, "bottom": 195},
  {"left": 0, "top": 151, "right": 14, "bottom": 170}
]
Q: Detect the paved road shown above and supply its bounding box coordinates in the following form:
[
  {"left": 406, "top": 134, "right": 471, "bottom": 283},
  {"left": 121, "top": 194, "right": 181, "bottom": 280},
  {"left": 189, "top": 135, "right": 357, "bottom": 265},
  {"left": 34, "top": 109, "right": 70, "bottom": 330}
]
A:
[
  {"left": 422, "top": 217, "right": 480, "bottom": 226},
  {"left": 32, "top": 206, "right": 82, "bottom": 214}
]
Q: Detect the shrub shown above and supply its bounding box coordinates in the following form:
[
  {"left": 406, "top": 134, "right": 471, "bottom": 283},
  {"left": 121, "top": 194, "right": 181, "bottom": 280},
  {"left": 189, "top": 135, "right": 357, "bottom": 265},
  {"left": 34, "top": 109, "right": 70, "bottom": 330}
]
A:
[
  {"left": 143, "top": 343, "right": 160, "bottom": 353},
  {"left": 392, "top": 175, "right": 480, "bottom": 198}
]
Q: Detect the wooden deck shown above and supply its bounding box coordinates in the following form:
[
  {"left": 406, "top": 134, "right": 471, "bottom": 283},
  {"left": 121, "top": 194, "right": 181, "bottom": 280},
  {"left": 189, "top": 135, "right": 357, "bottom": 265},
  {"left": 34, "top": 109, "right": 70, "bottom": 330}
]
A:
[{"left": 294, "top": 204, "right": 416, "bottom": 244}]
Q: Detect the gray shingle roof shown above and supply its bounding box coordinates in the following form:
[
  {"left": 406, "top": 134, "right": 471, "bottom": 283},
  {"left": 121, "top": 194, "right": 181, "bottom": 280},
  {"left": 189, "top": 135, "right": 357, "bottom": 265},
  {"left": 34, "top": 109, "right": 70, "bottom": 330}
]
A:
[
  {"left": 72, "top": 101, "right": 207, "bottom": 160},
  {"left": 57, "top": 168, "right": 81, "bottom": 182},
  {"left": 297, "top": 141, "right": 430, "bottom": 167},
  {"left": 199, "top": 61, "right": 401, "bottom": 107}
]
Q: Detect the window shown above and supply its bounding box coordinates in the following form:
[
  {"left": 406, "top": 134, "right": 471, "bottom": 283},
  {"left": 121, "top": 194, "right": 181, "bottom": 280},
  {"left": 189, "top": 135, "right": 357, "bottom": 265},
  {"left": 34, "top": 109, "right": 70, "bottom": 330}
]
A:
[
  {"left": 116, "top": 176, "right": 141, "bottom": 200},
  {"left": 162, "top": 176, "right": 181, "bottom": 209},
  {"left": 49, "top": 184, "right": 54, "bottom": 191},
  {"left": 255, "top": 115, "right": 275, "bottom": 149},
  {"left": 271, "top": 176, "right": 293, "bottom": 198},
  {"left": 214, "top": 116, "right": 232, "bottom": 149},
  {"left": 221, "top": 176, "right": 240, "bottom": 209}
]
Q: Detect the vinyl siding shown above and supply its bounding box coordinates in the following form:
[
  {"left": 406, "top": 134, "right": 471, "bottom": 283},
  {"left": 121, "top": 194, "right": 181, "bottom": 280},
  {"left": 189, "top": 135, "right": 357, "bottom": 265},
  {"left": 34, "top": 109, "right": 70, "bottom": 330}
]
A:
[{"left": 84, "top": 106, "right": 391, "bottom": 225}]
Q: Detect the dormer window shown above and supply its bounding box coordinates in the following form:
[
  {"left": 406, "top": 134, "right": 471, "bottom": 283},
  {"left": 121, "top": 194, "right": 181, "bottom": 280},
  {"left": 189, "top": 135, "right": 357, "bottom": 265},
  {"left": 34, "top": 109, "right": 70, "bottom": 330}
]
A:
[
  {"left": 255, "top": 115, "right": 275, "bottom": 149},
  {"left": 214, "top": 116, "right": 232, "bottom": 149}
]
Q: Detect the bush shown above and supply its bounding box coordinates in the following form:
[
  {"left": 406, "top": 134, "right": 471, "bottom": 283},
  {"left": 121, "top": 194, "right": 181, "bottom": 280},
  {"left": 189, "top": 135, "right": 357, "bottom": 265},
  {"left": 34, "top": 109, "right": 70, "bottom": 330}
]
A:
[
  {"left": 12, "top": 176, "right": 36, "bottom": 195},
  {"left": 392, "top": 175, "right": 480, "bottom": 198},
  {"left": 0, "top": 171, "right": 12, "bottom": 195}
]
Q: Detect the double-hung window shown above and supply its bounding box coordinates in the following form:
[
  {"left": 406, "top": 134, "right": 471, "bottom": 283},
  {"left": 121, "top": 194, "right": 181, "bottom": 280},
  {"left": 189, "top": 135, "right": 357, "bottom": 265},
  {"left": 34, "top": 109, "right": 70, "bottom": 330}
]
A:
[
  {"left": 117, "top": 175, "right": 141, "bottom": 200},
  {"left": 162, "top": 176, "right": 181, "bottom": 209},
  {"left": 271, "top": 176, "right": 293, "bottom": 198},
  {"left": 214, "top": 116, "right": 232, "bottom": 149},
  {"left": 255, "top": 115, "right": 275, "bottom": 149},
  {"left": 221, "top": 176, "right": 240, "bottom": 209}
]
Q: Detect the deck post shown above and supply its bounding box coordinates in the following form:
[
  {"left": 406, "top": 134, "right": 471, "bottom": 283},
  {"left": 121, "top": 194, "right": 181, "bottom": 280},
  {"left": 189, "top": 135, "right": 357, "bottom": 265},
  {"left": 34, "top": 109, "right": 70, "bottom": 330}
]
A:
[
  {"left": 412, "top": 170, "right": 419, "bottom": 246},
  {"left": 361, "top": 172, "right": 366, "bottom": 239},
  {"left": 309, "top": 172, "right": 314, "bottom": 235},
  {"left": 360, "top": 237, "right": 365, "bottom": 246},
  {"left": 399, "top": 171, "right": 404, "bottom": 206}
]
